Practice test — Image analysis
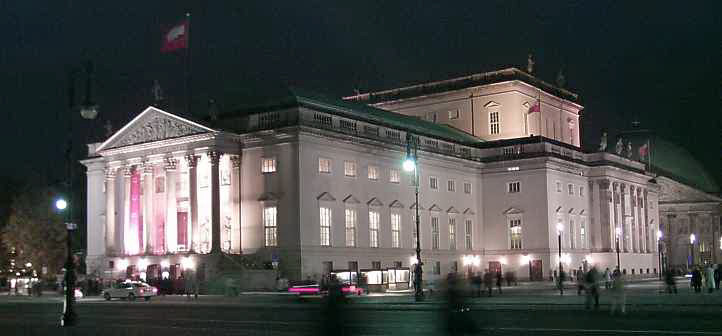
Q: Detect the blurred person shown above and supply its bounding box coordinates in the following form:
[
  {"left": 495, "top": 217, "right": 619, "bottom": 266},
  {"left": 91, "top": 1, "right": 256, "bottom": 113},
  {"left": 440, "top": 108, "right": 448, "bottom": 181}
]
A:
[
  {"left": 664, "top": 269, "right": 678, "bottom": 294},
  {"left": 443, "top": 273, "right": 477, "bottom": 335},
  {"left": 495, "top": 271, "right": 503, "bottom": 294},
  {"left": 483, "top": 270, "right": 493, "bottom": 297},
  {"left": 603, "top": 268, "right": 612, "bottom": 290},
  {"left": 576, "top": 267, "right": 585, "bottom": 296},
  {"left": 691, "top": 268, "right": 702, "bottom": 293},
  {"left": 472, "top": 272, "right": 482, "bottom": 298},
  {"left": 584, "top": 266, "right": 600, "bottom": 310},
  {"left": 318, "top": 274, "right": 348, "bottom": 335},
  {"left": 705, "top": 264, "right": 715, "bottom": 293},
  {"left": 610, "top": 269, "right": 626, "bottom": 315},
  {"left": 714, "top": 264, "right": 720, "bottom": 291}
]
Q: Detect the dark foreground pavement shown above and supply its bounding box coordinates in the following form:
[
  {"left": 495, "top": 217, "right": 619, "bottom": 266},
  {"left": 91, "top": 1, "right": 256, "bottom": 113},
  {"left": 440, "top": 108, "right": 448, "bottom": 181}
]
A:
[{"left": 2, "top": 279, "right": 721, "bottom": 335}]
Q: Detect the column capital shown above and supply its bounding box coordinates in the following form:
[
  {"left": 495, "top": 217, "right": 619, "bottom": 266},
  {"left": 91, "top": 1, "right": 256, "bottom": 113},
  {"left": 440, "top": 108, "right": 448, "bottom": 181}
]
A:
[
  {"left": 123, "top": 166, "right": 133, "bottom": 177},
  {"left": 164, "top": 157, "right": 178, "bottom": 171},
  {"left": 208, "top": 151, "right": 222, "bottom": 166},
  {"left": 104, "top": 167, "right": 116, "bottom": 180},
  {"left": 142, "top": 161, "right": 154, "bottom": 175},
  {"left": 185, "top": 154, "right": 199, "bottom": 168},
  {"left": 596, "top": 179, "right": 610, "bottom": 189},
  {"left": 230, "top": 155, "right": 241, "bottom": 168}
]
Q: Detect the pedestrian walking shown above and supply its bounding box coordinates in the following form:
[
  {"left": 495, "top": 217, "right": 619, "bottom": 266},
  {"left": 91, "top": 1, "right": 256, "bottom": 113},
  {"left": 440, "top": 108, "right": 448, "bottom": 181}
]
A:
[
  {"left": 714, "top": 264, "right": 721, "bottom": 291},
  {"left": 495, "top": 271, "right": 503, "bottom": 294},
  {"left": 576, "top": 267, "right": 585, "bottom": 296},
  {"left": 705, "top": 265, "right": 715, "bottom": 293},
  {"left": 691, "top": 268, "right": 702, "bottom": 293},
  {"left": 585, "top": 266, "right": 600, "bottom": 310},
  {"left": 472, "top": 272, "right": 482, "bottom": 298},
  {"left": 483, "top": 270, "right": 493, "bottom": 297},
  {"left": 603, "top": 268, "right": 611, "bottom": 290},
  {"left": 664, "top": 269, "right": 678, "bottom": 294},
  {"left": 610, "top": 269, "right": 626, "bottom": 315}
]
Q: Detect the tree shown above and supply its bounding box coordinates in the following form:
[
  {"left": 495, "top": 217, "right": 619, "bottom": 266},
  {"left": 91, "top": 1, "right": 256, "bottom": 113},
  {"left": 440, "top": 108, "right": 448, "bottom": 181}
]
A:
[{"left": 1, "top": 186, "right": 67, "bottom": 278}]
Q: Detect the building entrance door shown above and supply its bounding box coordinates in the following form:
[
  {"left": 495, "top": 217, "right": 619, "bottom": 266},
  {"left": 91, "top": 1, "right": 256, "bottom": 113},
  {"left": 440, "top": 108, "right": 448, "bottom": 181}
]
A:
[
  {"left": 488, "top": 261, "right": 502, "bottom": 275},
  {"left": 530, "top": 260, "right": 543, "bottom": 281}
]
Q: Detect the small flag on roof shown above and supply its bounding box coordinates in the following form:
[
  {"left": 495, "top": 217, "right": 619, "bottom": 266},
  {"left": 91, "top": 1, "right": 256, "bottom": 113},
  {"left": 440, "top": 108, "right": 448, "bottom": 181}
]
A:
[{"left": 161, "top": 19, "right": 188, "bottom": 53}]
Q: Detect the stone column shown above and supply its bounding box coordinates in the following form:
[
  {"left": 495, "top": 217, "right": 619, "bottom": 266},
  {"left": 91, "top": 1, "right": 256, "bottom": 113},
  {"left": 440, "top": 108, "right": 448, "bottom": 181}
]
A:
[
  {"left": 105, "top": 167, "right": 116, "bottom": 255},
  {"left": 185, "top": 154, "right": 199, "bottom": 252},
  {"left": 165, "top": 157, "right": 178, "bottom": 253},
  {"left": 630, "top": 187, "right": 639, "bottom": 253},
  {"left": 665, "top": 213, "right": 675, "bottom": 268},
  {"left": 142, "top": 163, "right": 154, "bottom": 254},
  {"left": 209, "top": 151, "right": 222, "bottom": 254},
  {"left": 596, "top": 180, "right": 613, "bottom": 251},
  {"left": 122, "top": 166, "right": 132, "bottom": 255},
  {"left": 230, "top": 155, "right": 242, "bottom": 253}
]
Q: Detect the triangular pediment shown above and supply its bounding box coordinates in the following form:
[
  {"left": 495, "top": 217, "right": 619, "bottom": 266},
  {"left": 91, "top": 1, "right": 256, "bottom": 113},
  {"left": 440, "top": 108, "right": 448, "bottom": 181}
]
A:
[
  {"left": 317, "top": 192, "right": 336, "bottom": 202},
  {"left": 447, "top": 206, "right": 459, "bottom": 214},
  {"left": 503, "top": 207, "right": 523, "bottom": 215},
  {"left": 410, "top": 203, "right": 425, "bottom": 210},
  {"left": 367, "top": 197, "right": 384, "bottom": 207},
  {"left": 389, "top": 200, "right": 405, "bottom": 208},
  {"left": 463, "top": 208, "right": 475, "bottom": 215},
  {"left": 484, "top": 101, "right": 501, "bottom": 108},
  {"left": 343, "top": 194, "right": 360, "bottom": 204},
  {"left": 429, "top": 204, "right": 442, "bottom": 212},
  {"left": 97, "top": 106, "right": 215, "bottom": 152},
  {"left": 258, "top": 192, "right": 279, "bottom": 202}
]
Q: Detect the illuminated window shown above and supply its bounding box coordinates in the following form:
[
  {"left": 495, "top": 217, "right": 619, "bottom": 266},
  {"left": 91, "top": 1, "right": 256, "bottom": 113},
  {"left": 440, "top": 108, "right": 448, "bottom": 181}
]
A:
[
  {"left": 345, "top": 209, "right": 356, "bottom": 247},
  {"left": 368, "top": 165, "right": 378, "bottom": 180},
  {"left": 369, "top": 211, "right": 380, "bottom": 248},
  {"left": 431, "top": 216, "right": 440, "bottom": 249},
  {"left": 465, "top": 219, "right": 473, "bottom": 250},
  {"left": 447, "top": 180, "right": 455, "bottom": 192},
  {"left": 509, "top": 218, "right": 522, "bottom": 249},
  {"left": 263, "top": 206, "right": 277, "bottom": 247},
  {"left": 433, "top": 261, "right": 441, "bottom": 275},
  {"left": 508, "top": 181, "right": 521, "bottom": 193},
  {"left": 569, "top": 218, "right": 576, "bottom": 249},
  {"left": 489, "top": 111, "right": 500, "bottom": 135},
  {"left": 430, "top": 176, "right": 438, "bottom": 190},
  {"left": 389, "top": 168, "right": 400, "bottom": 183},
  {"left": 464, "top": 182, "right": 472, "bottom": 194},
  {"left": 391, "top": 213, "right": 401, "bottom": 248},
  {"left": 580, "top": 218, "right": 587, "bottom": 249},
  {"left": 344, "top": 161, "right": 356, "bottom": 177},
  {"left": 319, "top": 158, "right": 332, "bottom": 174},
  {"left": 449, "top": 217, "right": 456, "bottom": 250},
  {"left": 320, "top": 207, "right": 331, "bottom": 246},
  {"left": 261, "top": 158, "right": 276, "bottom": 173},
  {"left": 448, "top": 109, "right": 459, "bottom": 120}
]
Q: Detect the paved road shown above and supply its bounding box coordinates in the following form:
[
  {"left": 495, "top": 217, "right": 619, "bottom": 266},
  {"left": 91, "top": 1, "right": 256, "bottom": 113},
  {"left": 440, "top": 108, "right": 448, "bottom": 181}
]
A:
[{"left": 2, "top": 279, "right": 720, "bottom": 335}]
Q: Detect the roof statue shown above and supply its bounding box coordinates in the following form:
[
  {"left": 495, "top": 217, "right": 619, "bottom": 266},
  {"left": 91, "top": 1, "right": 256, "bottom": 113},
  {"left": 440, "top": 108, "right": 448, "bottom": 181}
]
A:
[
  {"left": 599, "top": 132, "right": 608, "bottom": 151},
  {"left": 104, "top": 120, "right": 113, "bottom": 138},
  {"left": 208, "top": 99, "right": 219, "bottom": 121},
  {"left": 152, "top": 80, "right": 164, "bottom": 105},
  {"left": 556, "top": 69, "right": 566, "bottom": 88},
  {"left": 615, "top": 137, "right": 624, "bottom": 156},
  {"left": 626, "top": 140, "right": 633, "bottom": 159},
  {"left": 527, "top": 54, "right": 535, "bottom": 74}
]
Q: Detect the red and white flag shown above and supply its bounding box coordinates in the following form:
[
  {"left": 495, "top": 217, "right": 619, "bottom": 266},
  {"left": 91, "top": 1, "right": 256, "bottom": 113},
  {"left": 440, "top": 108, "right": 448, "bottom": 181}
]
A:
[
  {"left": 528, "top": 101, "right": 540, "bottom": 114},
  {"left": 638, "top": 142, "right": 649, "bottom": 160},
  {"left": 161, "top": 20, "right": 188, "bottom": 53}
]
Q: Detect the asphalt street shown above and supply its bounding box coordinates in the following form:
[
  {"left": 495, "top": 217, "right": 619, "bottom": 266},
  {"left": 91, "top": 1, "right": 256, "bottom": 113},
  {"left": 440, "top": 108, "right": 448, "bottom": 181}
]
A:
[{"left": 2, "top": 279, "right": 721, "bottom": 336}]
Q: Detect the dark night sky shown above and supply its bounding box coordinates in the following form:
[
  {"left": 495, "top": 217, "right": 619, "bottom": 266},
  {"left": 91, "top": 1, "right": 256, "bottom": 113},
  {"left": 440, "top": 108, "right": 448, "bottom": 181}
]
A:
[{"left": 2, "top": 2, "right": 721, "bottom": 188}]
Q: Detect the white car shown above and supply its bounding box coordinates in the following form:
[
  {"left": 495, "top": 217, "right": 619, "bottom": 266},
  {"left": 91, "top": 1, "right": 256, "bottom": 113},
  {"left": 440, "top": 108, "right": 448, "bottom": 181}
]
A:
[{"left": 103, "top": 282, "right": 158, "bottom": 301}]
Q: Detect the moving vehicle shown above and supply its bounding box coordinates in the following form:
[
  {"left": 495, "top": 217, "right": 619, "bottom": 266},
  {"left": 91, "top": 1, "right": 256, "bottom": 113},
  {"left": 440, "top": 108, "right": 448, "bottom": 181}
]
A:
[{"left": 102, "top": 281, "right": 158, "bottom": 301}]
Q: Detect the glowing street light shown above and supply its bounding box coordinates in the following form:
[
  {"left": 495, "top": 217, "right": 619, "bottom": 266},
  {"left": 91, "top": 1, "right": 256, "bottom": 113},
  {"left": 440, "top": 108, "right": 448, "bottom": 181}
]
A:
[
  {"left": 615, "top": 227, "right": 622, "bottom": 272},
  {"left": 181, "top": 257, "right": 195, "bottom": 270},
  {"left": 405, "top": 133, "right": 423, "bottom": 302},
  {"left": 403, "top": 158, "right": 416, "bottom": 172},
  {"left": 689, "top": 233, "right": 696, "bottom": 269},
  {"left": 556, "top": 222, "right": 564, "bottom": 295},
  {"left": 55, "top": 199, "right": 68, "bottom": 211},
  {"left": 161, "top": 259, "right": 170, "bottom": 269},
  {"left": 657, "top": 230, "right": 664, "bottom": 279}
]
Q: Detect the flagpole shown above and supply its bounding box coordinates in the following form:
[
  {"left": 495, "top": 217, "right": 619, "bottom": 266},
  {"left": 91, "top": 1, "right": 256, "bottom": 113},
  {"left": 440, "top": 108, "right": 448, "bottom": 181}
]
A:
[{"left": 185, "top": 12, "right": 191, "bottom": 117}]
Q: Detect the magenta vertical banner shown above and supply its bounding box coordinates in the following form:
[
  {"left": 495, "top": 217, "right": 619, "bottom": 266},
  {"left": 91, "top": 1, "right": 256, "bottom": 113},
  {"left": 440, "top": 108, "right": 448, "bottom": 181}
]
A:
[
  {"left": 177, "top": 212, "right": 188, "bottom": 248},
  {"left": 153, "top": 171, "right": 166, "bottom": 254},
  {"left": 129, "top": 170, "right": 141, "bottom": 254}
]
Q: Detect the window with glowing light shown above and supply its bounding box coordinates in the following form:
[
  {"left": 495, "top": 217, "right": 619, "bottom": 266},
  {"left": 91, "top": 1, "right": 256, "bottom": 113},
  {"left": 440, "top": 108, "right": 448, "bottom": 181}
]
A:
[
  {"left": 431, "top": 216, "right": 440, "bottom": 249},
  {"left": 369, "top": 211, "right": 380, "bottom": 248},
  {"left": 320, "top": 207, "right": 332, "bottom": 246},
  {"left": 344, "top": 160, "right": 356, "bottom": 177},
  {"left": 580, "top": 218, "right": 587, "bottom": 249},
  {"left": 449, "top": 217, "right": 457, "bottom": 250},
  {"left": 389, "top": 168, "right": 400, "bottom": 183},
  {"left": 367, "top": 165, "right": 378, "bottom": 180},
  {"left": 345, "top": 208, "right": 356, "bottom": 247},
  {"left": 261, "top": 158, "right": 276, "bottom": 173},
  {"left": 448, "top": 109, "right": 459, "bottom": 120},
  {"left": 465, "top": 219, "right": 473, "bottom": 250},
  {"left": 509, "top": 218, "right": 522, "bottom": 249},
  {"left": 264, "top": 206, "right": 277, "bottom": 247},
  {"left": 569, "top": 218, "right": 576, "bottom": 249},
  {"left": 319, "top": 158, "right": 332, "bottom": 174},
  {"left": 489, "top": 111, "right": 500, "bottom": 135},
  {"left": 391, "top": 213, "right": 401, "bottom": 248}
]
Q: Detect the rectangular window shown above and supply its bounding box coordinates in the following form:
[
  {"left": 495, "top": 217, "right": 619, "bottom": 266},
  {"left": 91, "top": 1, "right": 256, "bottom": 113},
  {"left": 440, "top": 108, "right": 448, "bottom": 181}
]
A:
[
  {"left": 345, "top": 209, "right": 357, "bottom": 247},
  {"left": 569, "top": 218, "right": 576, "bottom": 249},
  {"left": 412, "top": 215, "right": 419, "bottom": 248},
  {"left": 579, "top": 186, "right": 585, "bottom": 197},
  {"left": 426, "top": 112, "right": 437, "bottom": 123},
  {"left": 372, "top": 261, "right": 381, "bottom": 270},
  {"left": 318, "top": 158, "right": 332, "bottom": 174},
  {"left": 489, "top": 111, "right": 500, "bottom": 135},
  {"left": 556, "top": 181, "right": 562, "bottom": 192},
  {"left": 448, "top": 109, "right": 459, "bottom": 120},
  {"left": 508, "top": 181, "right": 521, "bottom": 193},
  {"left": 464, "top": 182, "right": 472, "bottom": 194},
  {"left": 465, "top": 219, "right": 473, "bottom": 250},
  {"left": 368, "top": 165, "right": 378, "bottom": 180},
  {"left": 389, "top": 168, "right": 400, "bottom": 183},
  {"left": 568, "top": 184, "right": 574, "bottom": 195},
  {"left": 263, "top": 206, "right": 277, "bottom": 247},
  {"left": 433, "top": 261, "right": 441, "bottom": 275},
  {"left": 344, "top": 160, "right": 356, "bottom": 177},
  {"left": 261, "top": 158, "right": 276, "bottom": 173},
  {"left": 430, "top": 176, "right": 438, "bottom": 190},
  {"left": 431, "top": 216, "right": 440, "bottom": 249},
  {"left": 447, "top": 180, "right": 455, "bottom": 192},
  {"left": 449, "top": 217, "right": 456, "bottom": 250},
  {"left": 391, "top": 213, "right": 401, "bottom": 248},
  {"left": 320, "top": 207, "right": 331, "bottom": 246},
  {"left": 369, "top": 211, "right": 380, "bottom": 248},
  {"left": 509, "top": 218, "right": 522, "bottom": 249},
  {"left": 580, "top": 219, "right": 586, "bottom": 249}
]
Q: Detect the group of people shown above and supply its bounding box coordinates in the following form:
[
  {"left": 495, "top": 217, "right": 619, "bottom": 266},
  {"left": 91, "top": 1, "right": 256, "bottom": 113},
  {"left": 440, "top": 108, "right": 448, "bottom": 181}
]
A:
[
  {"left": 470, "top": 270, "right": 505, "bottom": 297},
  {"left": 570, "top": 266, "right": 627, "bottom": 314},
  {"left": 689, "top": 264, "right": 721, "bottom": 293}
]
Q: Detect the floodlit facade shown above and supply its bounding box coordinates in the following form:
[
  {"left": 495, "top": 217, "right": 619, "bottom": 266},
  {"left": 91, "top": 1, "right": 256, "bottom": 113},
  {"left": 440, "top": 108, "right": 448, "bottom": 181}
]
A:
[{"left": 82, "top": 68, "right": 720, "bottom": 289}]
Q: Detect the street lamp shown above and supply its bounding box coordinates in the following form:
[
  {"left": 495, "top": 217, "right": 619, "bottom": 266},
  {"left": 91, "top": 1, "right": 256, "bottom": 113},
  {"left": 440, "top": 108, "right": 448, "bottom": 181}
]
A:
[
  {"left": 404, "top": 133, "right": 423, "bottom": 302},
  {"left": 657, "top": 230, "right": 663, "bottom": 279},
  {"left": 56, "top": 198, "right": 77, "bottom": 327},
  {"left": 556, "top": 222, "right": 564, "bottom": 295},
  {"left": 689, "top": 233, "right": 696, "bottom": 270},
  {"left": 615, "top": 227, "right": 622, "bottom": 272}
]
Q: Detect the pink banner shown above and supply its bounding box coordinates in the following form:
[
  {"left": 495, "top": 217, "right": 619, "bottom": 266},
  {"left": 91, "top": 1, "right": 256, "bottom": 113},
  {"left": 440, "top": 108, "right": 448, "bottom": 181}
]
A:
[{"left": 128, "top": 170, "right": 141, "bottom": 254}]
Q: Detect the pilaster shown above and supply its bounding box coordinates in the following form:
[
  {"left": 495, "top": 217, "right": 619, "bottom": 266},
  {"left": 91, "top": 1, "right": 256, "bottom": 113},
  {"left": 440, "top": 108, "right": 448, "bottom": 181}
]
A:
[{"left": 209, "top": 151, "right": 222, "bottom": 254}]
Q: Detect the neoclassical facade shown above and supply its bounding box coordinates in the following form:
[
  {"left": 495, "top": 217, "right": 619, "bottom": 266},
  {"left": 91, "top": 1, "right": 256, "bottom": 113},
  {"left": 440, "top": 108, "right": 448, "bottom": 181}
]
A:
[{"left": 83, "top": 68, "right": 719, "bottom": 287}]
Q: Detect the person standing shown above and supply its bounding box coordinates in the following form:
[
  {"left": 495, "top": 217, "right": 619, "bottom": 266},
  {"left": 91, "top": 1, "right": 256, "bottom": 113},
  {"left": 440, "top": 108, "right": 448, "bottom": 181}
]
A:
[
  {"left": 576, "top": 267, "right": 585, "bottom": 296},
  {"left": 483, "top": 270, "right": 493, "bottom": 297},
  {"left": 472, "top": 272, "right": 482, "bottom": 298},
  {"left": 714, "top": 264, "right": 721, "bottom": 291},
  {"left": 691, "top": 268, "right": 702, "bottom": 293},
  {"left": 495, "top": 271, "right": 503, "bottom": 294},
  {"left": 610, "top": 269, "right": 626, "bottom": 315},
  {"left": 664, "top": 269, "right": 678, "bottom": 294},
  {"left": 585, "top": 267, "right": 600, "bottom": 310},
  {"left": 705, "top": 265, "right": 715, "bottom": 293},
  {"left": 602, "top": 268, "right": 611, "bottom": 290}
]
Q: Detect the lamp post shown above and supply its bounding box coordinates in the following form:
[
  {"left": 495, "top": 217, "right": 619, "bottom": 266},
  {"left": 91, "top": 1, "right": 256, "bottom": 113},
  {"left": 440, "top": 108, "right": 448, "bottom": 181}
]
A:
[
  {"left": 556, "top": 223, "right": 564, "bottom": 295},
  {"left": 56, "top": 198, "right": 77, "bottom": 327},
  {"left": 657, "top": 230, "right": 663, "bottom": 280},
  {"left": 689, "top": 233, "right": 696, "bottom": 270},
  {"left": 404, "top": 133, "right": 423, "bottom": 302},
  {"left": 615, "top": 227, "right": 622, "bottom": 272}
]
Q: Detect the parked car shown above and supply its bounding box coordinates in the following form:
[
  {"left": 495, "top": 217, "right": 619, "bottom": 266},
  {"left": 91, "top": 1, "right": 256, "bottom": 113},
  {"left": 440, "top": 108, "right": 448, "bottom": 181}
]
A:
[{"left": 102, "top": 281, "right": 158, "bottom": 301}]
